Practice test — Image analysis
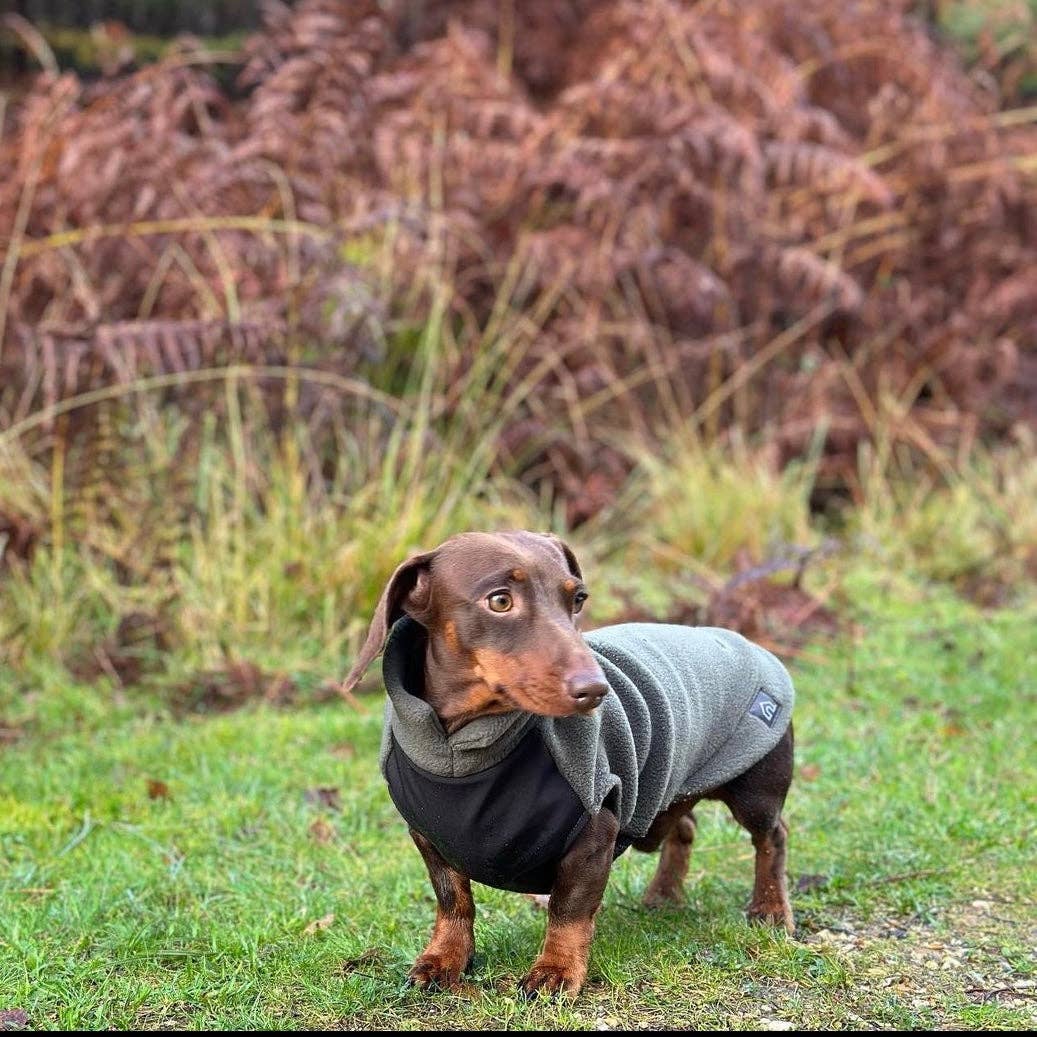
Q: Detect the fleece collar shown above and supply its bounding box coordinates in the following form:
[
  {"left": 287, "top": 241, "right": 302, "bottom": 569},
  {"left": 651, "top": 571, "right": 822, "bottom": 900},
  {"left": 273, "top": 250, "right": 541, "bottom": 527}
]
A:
[{"left": 381, "top": 617, "right": 535, "bottom": 777}]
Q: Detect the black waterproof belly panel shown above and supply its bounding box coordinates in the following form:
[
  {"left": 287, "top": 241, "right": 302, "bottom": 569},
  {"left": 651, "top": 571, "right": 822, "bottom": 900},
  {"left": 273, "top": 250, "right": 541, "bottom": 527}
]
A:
[{"left": 385, "top": 729, "right": 612, "bottom": 894}]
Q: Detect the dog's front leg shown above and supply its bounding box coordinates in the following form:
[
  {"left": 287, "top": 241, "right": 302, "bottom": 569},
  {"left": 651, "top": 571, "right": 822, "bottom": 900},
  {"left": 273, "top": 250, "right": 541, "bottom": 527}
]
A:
[
  {"left": 407, "top": 828, "right": 475, "bottom": 991},
  {"left": 519, "top": 808, "right": 619, "bottom": 997}
]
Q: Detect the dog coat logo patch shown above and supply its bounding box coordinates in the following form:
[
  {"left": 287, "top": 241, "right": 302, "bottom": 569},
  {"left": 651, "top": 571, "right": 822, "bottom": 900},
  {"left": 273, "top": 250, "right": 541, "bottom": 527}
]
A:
[{"left": 749, "top": 688, "right": 780, "bottom": 727}]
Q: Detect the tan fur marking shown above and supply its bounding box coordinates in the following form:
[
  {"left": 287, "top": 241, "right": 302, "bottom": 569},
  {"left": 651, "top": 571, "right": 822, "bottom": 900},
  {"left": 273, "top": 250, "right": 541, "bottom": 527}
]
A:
[
  {"left": 523, "top": 919, "right": 594, "bottom": 992},
  {"left": 472, "top": 647, "right": 569, "bottom": 714},
  {"left": 472, "top": 647, "right": 530, "bottom": 689},
  {"left": 510, "top": 567, "right": 527, "bottom": 582},
  {"left": 543, "top": 918, "right": 594, "bottom": 961},
  {"left": 411, "top": 888, "right": 474, "bottom": 990},
  {"left": 456, "top": 682, "right": 505, "bottom": 716},
  {"left": 444, "top": 620, "right": 459, "bottom": 652},
  {"left": 562, "top": 578, "right": 577, "bottom": 593}
]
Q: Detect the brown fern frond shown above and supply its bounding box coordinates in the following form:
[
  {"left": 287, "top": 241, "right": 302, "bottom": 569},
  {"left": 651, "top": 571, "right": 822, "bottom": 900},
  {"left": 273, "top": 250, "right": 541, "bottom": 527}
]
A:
[
  {"left": 765, "top": 141, "right": 894, "bottom": 206},
  {"left": 758, "top": 245, "right": 864, "bottom": 314},
  {"left": 4, "top": 318, "right": 288, "bottom": 418},
  {"left": 773, "top": 106, "right": 854, "bottom": 150}
]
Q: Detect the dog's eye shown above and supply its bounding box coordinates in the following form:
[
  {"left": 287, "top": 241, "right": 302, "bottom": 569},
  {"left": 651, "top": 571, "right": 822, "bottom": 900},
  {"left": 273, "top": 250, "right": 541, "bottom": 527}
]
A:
[
  {"left": 573, "top": 590, "right": 589, "bottom": 613},
  {"left": 487, "top": 591, "right": 513, "bottom": 613}
]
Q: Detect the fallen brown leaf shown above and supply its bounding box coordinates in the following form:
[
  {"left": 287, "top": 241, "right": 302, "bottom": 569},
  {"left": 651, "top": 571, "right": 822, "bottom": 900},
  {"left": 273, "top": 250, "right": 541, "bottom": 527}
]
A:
[
  {"left": 303, "top": 912, "right": 335, "bottom": 935},
  {"left": 309, "top": 817, "right": 334, "bottom": 843},
  {"left": 147, "top": 779, "right": 171, "bottom": 800},
  {"left": 304, "top": 786, "right": 341, "bottom": 812}
]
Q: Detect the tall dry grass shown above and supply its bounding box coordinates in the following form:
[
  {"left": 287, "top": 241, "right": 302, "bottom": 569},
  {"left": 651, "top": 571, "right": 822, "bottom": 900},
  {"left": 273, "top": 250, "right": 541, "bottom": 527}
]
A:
[{"left": 1, "top": 1, "right": 1035, "bottom": 702}]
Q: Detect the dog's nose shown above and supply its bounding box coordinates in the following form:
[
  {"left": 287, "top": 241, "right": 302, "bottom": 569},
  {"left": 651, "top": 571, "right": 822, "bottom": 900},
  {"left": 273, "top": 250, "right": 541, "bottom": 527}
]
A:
[{"left": 565, "top": 670, "right": 609, "bottom": 710}]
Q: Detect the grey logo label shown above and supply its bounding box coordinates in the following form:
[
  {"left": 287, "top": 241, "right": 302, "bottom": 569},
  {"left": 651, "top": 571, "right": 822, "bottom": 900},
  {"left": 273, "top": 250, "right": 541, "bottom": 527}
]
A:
[{"left": 749, "top": 688, "right": 780, "bottom": 727}]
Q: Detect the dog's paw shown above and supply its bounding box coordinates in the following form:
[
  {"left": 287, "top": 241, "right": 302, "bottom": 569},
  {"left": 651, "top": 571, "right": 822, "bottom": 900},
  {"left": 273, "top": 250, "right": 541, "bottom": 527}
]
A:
[
  {"left": 407, "top": 954, "right": 470, "bottom": 992},
  {"left": 747, "top": 901, "right": 795, "bottom": 934},
  {"left": 518, "top": 960, "right": 585, "bottom": 998}
]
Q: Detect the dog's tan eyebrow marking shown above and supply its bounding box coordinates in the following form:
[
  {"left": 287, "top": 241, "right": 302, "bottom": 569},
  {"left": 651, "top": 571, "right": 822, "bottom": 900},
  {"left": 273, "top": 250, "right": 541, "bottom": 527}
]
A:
[
  {"left": 511, "top": 568, "right": 527, "bottom": 582},
  {"left": 562, "top": 578, "right": 577, "bottom": 593}
]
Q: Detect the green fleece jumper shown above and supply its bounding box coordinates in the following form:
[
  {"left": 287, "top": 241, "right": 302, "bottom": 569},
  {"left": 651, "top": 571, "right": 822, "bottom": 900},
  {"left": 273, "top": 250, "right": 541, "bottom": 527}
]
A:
[{"left": 379, "top": 619, "right": 794, "bottom": 892}]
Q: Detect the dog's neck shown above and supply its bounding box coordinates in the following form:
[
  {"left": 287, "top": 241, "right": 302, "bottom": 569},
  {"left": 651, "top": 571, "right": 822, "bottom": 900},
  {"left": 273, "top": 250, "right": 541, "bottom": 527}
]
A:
[{"left": 421, "top": 651, "right": 469, "bottom": 734}]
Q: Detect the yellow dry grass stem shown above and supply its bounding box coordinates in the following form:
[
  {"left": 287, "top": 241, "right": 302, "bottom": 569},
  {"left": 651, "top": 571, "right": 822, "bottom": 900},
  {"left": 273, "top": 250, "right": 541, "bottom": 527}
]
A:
[
  {"left": 14, "top": 216, "right": 332, "bottom": 260},
  {"left": 0, "top": 366, "right": 404, "bottom": 448}
]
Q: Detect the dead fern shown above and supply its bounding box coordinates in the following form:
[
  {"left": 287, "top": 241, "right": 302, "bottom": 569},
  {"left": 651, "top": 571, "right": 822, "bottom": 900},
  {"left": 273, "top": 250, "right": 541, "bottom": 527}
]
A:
[{"left": 0, "top": 0, "right": 1033, "bottom": 527}]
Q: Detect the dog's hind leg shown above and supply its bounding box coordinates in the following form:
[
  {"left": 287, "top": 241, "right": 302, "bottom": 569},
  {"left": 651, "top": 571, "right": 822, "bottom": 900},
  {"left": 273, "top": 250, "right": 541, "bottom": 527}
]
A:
[
  {"left": 635, "top": 796, "right": 699, "bottom": 908},
  {"left": 642, "top": 813, "right": 696, "bottom": 907},
  {"left": 715, "top": 724, "right": 795, "bottom": 933}
]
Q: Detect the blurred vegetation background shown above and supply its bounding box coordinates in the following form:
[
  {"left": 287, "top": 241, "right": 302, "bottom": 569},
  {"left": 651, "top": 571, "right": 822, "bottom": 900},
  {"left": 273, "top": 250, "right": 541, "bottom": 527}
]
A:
[
  {"left": 6, "top": 1, "right": 261, "bottom": 37},
  {"left": 0, "top": 0, "right": 1034, "bottom": 709}
]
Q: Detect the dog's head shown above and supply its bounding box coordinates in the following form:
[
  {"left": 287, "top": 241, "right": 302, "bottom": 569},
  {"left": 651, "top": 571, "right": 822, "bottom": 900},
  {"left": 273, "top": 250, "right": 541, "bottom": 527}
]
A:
[{"left": 341, "top": 531, "right": 608, "bottom": 726}]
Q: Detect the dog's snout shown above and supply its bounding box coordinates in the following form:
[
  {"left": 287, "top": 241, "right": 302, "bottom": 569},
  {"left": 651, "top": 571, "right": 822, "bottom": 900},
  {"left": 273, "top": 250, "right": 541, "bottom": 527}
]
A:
[{"left": 565, "top": 669, "right": 609, "bottom": 711}]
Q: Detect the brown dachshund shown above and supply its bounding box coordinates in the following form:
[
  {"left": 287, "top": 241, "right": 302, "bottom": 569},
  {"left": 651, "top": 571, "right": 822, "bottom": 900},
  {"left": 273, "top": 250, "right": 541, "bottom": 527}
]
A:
[{"left": 342, "top": 530, "right": 795, "bottom": 997}]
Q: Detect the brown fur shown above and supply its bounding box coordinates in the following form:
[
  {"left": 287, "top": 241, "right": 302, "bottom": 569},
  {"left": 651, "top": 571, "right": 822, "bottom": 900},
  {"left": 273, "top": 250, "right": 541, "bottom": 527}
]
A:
[
  {"left": 344, "top": 531, "right": 795, "bottom": 997},
  {"left": 408, "top": 829, "right": 476, "bottom": 991}
]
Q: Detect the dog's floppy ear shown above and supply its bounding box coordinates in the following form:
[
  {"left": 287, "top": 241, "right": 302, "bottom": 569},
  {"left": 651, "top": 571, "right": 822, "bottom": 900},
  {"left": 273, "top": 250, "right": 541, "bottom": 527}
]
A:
[{"left": 340, "top": 550, "right": 438, "bottom": 694}]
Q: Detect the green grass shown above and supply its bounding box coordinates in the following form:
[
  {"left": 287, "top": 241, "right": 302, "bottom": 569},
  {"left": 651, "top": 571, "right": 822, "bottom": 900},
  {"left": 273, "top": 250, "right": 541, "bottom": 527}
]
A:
[
  {"left": 2, "top": 571, "right": 1034, "bottom": 1030},
  {"left": 939, "top": 1, "right": 1037, "bottom": 97}
]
